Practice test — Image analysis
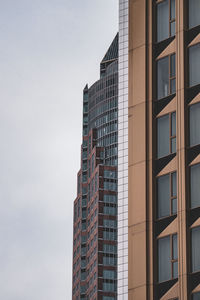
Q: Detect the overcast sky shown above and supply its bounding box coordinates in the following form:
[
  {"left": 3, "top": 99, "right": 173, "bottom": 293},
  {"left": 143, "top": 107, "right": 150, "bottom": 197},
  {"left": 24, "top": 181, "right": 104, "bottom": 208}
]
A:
[{"left": 0, "top": 1, "right": 118, "bottom": 299}]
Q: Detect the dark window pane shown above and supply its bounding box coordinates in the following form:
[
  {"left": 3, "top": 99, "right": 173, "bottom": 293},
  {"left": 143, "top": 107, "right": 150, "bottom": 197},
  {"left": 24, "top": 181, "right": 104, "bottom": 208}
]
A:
[
  {"left": 170, "top": 21, "right": 176, "bottom": 36},
  {"left": 189, "top": 0, "right": 200, "bottom": 29},
  {"left": 193, "top": 292, "right": 200, "bottom": 300},
  {"left": 158, "top": 236, "right": 171, "bottom": 282},
  {"left": 157, "top": 0, "right": 169, "bottom": 42},
  {"left": 157, "top": 115, "right": 170, "bottom": 158},
  {"left": 190, "top": 102, "right": 200, "bottom": 146},
  {"left": 173, "top": 261, "right": 178, "bottom": 278},
  {"left": 192, "top": 227, "right": 200, "bottom": 272},
  {"left": 171, "top": 0, "right": 176, "bottom": 20},
  {"left": 171, "top": 137, "right": 176, "bottom": 153},
  {"left": 157, "top": 175, "right": 170, "bottom": 218},
  {"left": 170, "top": 78, "right": 176, "bottom": 94},
  {"left": 191, "top": 164, "right": 200, "bottom": 209},
  {"left": 170, "top": 54, "right": 176, "bottom": 77},
  {"left": 189, "top": 44, "right": 200, "bottom": 87},
  {"left": 172, "top": 198, "right": 177, "bottom": 214},
  {"left": 173, "top": 234, "right": 178, "bottom": 260},
  {"left": 172, "top": 172, "right": 177, "bottom": 197},
  {"left": 171, "top": 112, "right": 176, "bottom": 136},
  {"left": 157, "top": 57, "right": 169, "bottom": 99}
]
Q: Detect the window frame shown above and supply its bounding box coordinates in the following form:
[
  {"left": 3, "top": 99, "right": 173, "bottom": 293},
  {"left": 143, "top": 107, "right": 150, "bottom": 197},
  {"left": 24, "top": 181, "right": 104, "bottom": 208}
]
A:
[
  {"left": 157, "top": 111, "right": 176, "bottom": 158},
  {"left": 157, "top": 234, "right": 178, "bottom": 283},
  {"left": 157, "top": 54, "right": 176, "bottom": 100},
  {"left": 156, "top": 171, "right": 177, "bottom": 219},
  {"left": 156, "top": 0, "right": 176, "bottom": 43}
]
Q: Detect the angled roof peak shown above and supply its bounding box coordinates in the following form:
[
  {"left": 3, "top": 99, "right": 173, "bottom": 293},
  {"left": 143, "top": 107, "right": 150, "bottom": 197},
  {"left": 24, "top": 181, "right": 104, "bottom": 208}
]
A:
[{"left": 101, "top": 33, "right": 118, "bottom": 64}]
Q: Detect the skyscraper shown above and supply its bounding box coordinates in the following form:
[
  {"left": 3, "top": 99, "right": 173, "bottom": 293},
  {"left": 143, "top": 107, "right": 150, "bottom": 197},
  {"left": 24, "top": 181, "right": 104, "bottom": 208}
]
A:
[
  {"left": 72, "top": 0, "right": 200, "bottom": 298},
  {"left": 72, "top": 34, "right": 118, "bottom": 300},
  {"left": 119, "top": 0, "right": 200, "bottom": 299}
]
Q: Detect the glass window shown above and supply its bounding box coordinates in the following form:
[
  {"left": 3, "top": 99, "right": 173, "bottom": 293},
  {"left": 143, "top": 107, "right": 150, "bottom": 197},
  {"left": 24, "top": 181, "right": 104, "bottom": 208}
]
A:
[
  {"left": 157, "top": 114, "right": 170, "bottom": 157},
  {"left": 158, "top": 234, "right": 178, "bottom": 282},
  {"left": 157, "top": 57, "right": 169, "bottom": 99},
  {"left": 191, "top": 226, "right": 200, "bottom": 272},
  {"left": 189, "top": 44, "right": 200, "bottom": 87},
  {"left": 189, "top": 0, "right": 200, "bottom": 29},
  {"left": 103, "top": 270, "right": 117, "bottom": 280},
  {"left": 190, "top": 164, "right": 200, "bottom": 209},
  {"left": 157, "top": 172, "right": 177, "bottom": 219},
  {"left": 157, "top": 112, "right": 176, "bottom": 158},
  {"left": 193, "top": 292, "right": 200, "bottom": 300},
  {"left": 157, "top": 0, "right": 176, "bottom": 42},
  {"left": 157, "top": 55, "right": 176, "bottom": 99},
  {"left": 103, "top": 282, "right": 116, "bottom": 292},
  {"left": 190, "top": 103, "right": 200, "bottom": 146}
]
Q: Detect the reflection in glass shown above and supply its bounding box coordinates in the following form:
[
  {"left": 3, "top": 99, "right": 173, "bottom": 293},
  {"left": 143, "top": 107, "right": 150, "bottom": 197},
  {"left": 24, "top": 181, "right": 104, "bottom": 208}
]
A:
[
  {"left": 157, "top": 57, "right": 169, "bottom": 99},
  {"left": 171, "top": 0, "right": 176, "bottom": 20},
  {"left": 192, "top": 226, "right": 200, "bottom": 272},
  {"left": 157, "top": 114, "right": 170, "bottom": 158},
  {"left": 190, "top": 102, "right": 200, "bottom": 146},
  {"left": 157, "top": 0, "right": 169, "bottom": 42},
  {"left": 158, "top": 236, "right": 171, "bottom": 282},
  {"left": 189, "top": 44, "right": 200, "bottom": 87},
  {"left": 191, "top": 164, "right": 200, "bottom": 209},
  {"left": 157, "top": 175, "right": 170, "bottom": 218},
  {"left": 189, "top": 0, "right": 200, "bottom": 29}
]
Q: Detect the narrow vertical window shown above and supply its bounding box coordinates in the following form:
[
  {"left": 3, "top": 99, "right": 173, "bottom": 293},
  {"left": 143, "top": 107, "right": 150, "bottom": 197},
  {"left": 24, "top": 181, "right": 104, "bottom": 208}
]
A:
[
  {"left": 190, "top": 102, "right": 200, "bottom": 147},
  {"left": 191, "top": 226, "right": 200, "bottom": 272},
  {"left": 157, "top": 112, "right": 176, "bottom": 158},
  {"left": 189, "top": 44, "right": 200, "bottom": 87},
  {"left": 157, "top": 115, "right": 170, "bottom": 158},
  {"left": 190, "top": 164, "right": 200, "bottom": 209},
  {"left": 189, "top": 0, "right": 200, "bottom": 29},
  {"left": 157, "top": 0, "right": 176, "bottom": 42},
  {"left": 158, "top": 234, "right": 178, "bottom": 282},
  {"left": 157, "top": 54, "right": 176, "bottom": 99},
  {"left": 157, "top": 172, "right": 177, "bottom": 218}
]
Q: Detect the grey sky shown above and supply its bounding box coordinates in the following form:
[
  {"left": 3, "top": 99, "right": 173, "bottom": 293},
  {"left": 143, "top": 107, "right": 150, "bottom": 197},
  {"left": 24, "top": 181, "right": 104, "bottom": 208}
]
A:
[{"left": 0, "top": 1, "right": 118, "bottom": 299}]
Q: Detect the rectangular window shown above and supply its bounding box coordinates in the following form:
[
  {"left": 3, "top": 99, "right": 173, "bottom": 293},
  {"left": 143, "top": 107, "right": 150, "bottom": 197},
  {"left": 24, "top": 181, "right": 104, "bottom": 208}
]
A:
[
  {"left": 158, "top": 234, "right": 178, "bottom": 282},
  {"left": 157, "top": 0, "right": 176, "bottom": 42},
  {"left": 103, "top": 282, "right": 116, "bottom": 292},
  {"left": 157, "top": 172, "right": 177, "bottom": 219},
  {"left": 103, "top": 219, "right": 117, "bottom": 228},
  {"left": 103, "top": 255, "right": 117, "bottom": 266},
  {"left": 157, "top": 112, "right": 176, "bottom": 158},
  {"left": 189, "top": 44, "right": 200, "bottom": 87},
  {"left": 103, "top": 244, "right": 117, "bottom": 254},
  {"left": 190, "top": 102, "right": 200, "bottom": 147},
  {"left": 157, "top": 54, "right": 176, "bottom": 100},
  {"left": 103, "top": 230, "right": 117, "bottom": 241},
  {"left": 191, "top": 164, "right": 200, "bottom": 209},
  {"left": 189, "top": 0, "right": 200, "bottom": 29},
  {"left": 103, "top": 206, "right": 117, "bottom": 216},
  {"left": 191, "top": 226, "right": 200, "bottom": 272},
  {"left": 103, "top": 270, "right": 117, "bottom": 280}
]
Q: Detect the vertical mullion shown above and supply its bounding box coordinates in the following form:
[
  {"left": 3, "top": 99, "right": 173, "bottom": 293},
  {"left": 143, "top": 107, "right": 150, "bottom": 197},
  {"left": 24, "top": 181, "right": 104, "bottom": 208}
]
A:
[
  {"left": 170, "top": 112, "right": 172, "bottom": 153},
  {"left": 170, "top": 173, "right": 172, "bottom": 215},
  {"left": 169, "top": 0, "right": 171, "bottom": 37},
  {"left": 169, "top": 55, "right": 171, "bottom": 94},
  {"left": 171, "top": 235, "right": 173, "bottom": 279}
]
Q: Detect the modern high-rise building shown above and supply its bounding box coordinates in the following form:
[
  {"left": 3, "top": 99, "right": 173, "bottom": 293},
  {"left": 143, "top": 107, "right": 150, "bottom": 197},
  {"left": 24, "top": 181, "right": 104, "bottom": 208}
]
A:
[
  {"left": 72, "top": 0, "right": 200, "bottom": 299},
  {"left": 72, "top": 34, "right": 119, "bottom": 300},
  {"left": 118, "top": 0, "right": 200, "bottom": 299}
]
